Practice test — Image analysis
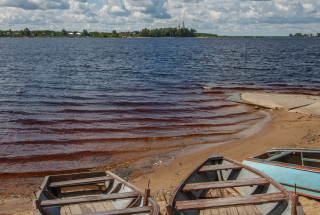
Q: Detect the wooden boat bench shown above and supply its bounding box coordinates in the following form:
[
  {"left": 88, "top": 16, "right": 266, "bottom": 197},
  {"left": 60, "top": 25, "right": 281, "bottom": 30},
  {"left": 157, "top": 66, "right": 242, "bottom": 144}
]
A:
[
  {"left": 80, "top": 206, "right": 153, "bottom": 215},
  {"left": 49, "top": 176, "right": 113, "bottom": 188},
  {"left": 198, "top": 164, "right": 242, "bottom": 173},
  {"left": 182, "top": 178, "right": 269, "bottom": 192},
  {"left": 265, "top": 151, "right": 291, "bottom": 161},
  {"left": 40, "top": 192, "right": 139, "bottom": 207},
  {"left": 175, "top": 192, "right": 285, "bottom": 211},
  {"left": 302, "top": 158, "right": 320, "bottom": 163}
]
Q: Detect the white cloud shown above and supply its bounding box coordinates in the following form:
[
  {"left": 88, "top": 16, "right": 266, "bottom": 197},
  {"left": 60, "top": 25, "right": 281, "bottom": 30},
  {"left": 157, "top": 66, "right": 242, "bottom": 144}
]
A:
[
  {"left": 110, "top": 5, "right": 125, "bottom": 13},
  {"left": 0, "top": 0, "right": 69, "bottom": 10},
  {"left": 0, "top": 0, "right": 319, "bottom": 35}
]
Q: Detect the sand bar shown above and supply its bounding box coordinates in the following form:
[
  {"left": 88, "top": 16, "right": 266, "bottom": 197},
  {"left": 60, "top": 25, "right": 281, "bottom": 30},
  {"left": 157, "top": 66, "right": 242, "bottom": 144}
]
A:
[
  {"left": 241, "top": 92, "right": 320, "bottom": 115},
  {"left": 1, "top": 92, "right": 320, "bottom": 214}
]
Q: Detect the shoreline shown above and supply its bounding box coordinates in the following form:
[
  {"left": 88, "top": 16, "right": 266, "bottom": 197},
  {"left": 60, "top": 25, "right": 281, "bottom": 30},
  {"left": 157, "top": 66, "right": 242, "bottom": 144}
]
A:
[
  {"left": 1, "top": 93, "right": 320, "bottom": 214},
  {"left": 131, "top": 109, "right": 320, "bottom": 214}
]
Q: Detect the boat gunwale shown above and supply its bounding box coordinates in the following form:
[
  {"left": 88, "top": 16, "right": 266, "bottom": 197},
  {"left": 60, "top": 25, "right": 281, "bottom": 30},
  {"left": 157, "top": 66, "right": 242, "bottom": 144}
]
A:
[
  {"left": 244, "top": 157, "right": 320, "bottom": 173},
  {"left": 33, "top": 175, "right": 50, "bottom": 215},
  {"left": 280, "top": 181, "right": 320, "bottom": 193},
  {"left": 269, "top": 148, "right": 320, "bottom": 153}
]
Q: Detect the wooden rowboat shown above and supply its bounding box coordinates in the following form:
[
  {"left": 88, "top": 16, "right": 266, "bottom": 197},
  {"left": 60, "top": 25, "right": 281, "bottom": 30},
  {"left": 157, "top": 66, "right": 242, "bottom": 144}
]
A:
[
  {"left": 33, "top": 170, "right": 160, "bottom": 215},
  {"left": 167, "top": 153, "right": 303, "bottom": 215},
  {"left": 243, "top": 148, "right": 320, "bottom": 200}
]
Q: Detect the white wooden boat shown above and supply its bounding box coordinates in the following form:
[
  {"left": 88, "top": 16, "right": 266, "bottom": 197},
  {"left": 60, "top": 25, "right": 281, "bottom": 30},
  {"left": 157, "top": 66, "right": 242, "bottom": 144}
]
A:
[
  {"left": 167, "top": 153, "right": 303, "bottom": 215},
  {"left": 33, "top": 170, "right": 160, "bottom": 215}
]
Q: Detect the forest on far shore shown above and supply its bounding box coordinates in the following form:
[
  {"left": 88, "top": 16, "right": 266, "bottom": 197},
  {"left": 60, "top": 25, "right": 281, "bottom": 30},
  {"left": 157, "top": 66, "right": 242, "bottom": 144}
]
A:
[
  {"left": 0, "top": 27, "right": 200, "bottom": 38},
  {"left": 0, "top": 27, "right": 319, "bottom": 38}
]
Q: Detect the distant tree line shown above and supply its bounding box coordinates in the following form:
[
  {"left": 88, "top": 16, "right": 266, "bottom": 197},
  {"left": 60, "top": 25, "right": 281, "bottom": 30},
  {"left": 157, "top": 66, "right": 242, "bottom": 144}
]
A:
[
  {"left": 139, "top": 27, "right": 196, "bottom": 37},
  {"left": 0, "top": 27, "right": 202, "bottom": 38},
  {"left": 0, "top": 28, "right": 119, "bottom": 38},
  {"left": 195, "top": 32, "right": 218, "bottom": 37},
  {"left": 289, "top": 33, "right": 320, "bottom": 37},
  {"left": 6, "top": 28, "right": 318, "bottom": 38}
]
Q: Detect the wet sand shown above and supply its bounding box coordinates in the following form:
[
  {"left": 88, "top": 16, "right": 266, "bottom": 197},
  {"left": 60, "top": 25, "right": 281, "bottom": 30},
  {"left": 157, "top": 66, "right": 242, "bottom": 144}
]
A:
[{"left": 1, "top": 93, "right": 320, "bottom": 215}]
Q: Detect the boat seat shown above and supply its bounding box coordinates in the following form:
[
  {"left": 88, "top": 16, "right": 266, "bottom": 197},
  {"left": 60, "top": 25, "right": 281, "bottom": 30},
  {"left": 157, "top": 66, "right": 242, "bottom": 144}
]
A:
[
  {"left": 302, "top": 158, "right": 320, "bottom": 163},
  {"left": 207, "top": 154, "right": 224, "bottom": 161},
  {"left": 265, "top": 151, "right": 291, "bottom": 161},
  {"left": 182, "top": 178, "right": 269, "bottom": 192},
  {"left": 40, "top": 192, "right": 139, "bottom": 207},
  {"left": 80, "top": 206, "right": 153, "bottom": 215},
  {"left": 50, "top": 176, "right": 113, "bottom": 188},
  {"left": 175, "top": 192, "right": 285, "bottom": 211},
  {"left": 198, "top": 164, "right": 241, "bottom": 173}
]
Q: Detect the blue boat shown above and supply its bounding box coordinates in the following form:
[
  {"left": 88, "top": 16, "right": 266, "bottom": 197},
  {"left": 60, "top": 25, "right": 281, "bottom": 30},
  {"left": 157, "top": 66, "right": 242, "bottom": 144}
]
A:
[{"left": 243, "top": 148, "right": 320, "bottom": 200}]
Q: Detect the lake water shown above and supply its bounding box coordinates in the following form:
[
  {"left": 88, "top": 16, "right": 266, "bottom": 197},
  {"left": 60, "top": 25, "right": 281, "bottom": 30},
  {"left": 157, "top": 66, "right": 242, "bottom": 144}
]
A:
[{"left": 0, "top": 38, "right": 319, "bottom": 177}]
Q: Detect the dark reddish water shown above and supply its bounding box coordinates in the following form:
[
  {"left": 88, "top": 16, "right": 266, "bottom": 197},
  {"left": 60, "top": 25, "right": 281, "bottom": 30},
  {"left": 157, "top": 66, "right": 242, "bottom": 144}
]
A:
[{"left": 0, "top": 38, "right": 319, "bottom": 177}]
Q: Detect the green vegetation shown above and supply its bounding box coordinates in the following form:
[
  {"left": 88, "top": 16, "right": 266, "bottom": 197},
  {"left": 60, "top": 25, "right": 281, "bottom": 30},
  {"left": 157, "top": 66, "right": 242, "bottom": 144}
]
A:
[
  {"left": 139, "top": 27, "right": 196, "bottom": 37},
  {"left": 195, "top": 32, "right": 217, "bottom": 37},
  {"left": 0, "top": 27, "right": 198, "bottom": 38},
  {"left": 289, "top": 33, "right": 320, "bottom": 37},
  {"left": 1, "top": 28, "right": 319, "bottom": 38}
]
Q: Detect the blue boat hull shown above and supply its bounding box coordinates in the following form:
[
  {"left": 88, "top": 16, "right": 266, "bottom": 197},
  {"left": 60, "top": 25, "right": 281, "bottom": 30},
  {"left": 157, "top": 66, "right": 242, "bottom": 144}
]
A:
[{"left": 243, "top": 159, "right": 320, "bottom": 199}]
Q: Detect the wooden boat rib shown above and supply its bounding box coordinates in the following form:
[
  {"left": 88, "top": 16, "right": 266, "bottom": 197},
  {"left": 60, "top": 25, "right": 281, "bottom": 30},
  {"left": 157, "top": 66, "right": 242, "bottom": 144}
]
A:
[
  {"left": 243, "top": 148, "right": 320, "bottom": 200},
  {"left": 168, "top": 153, "right": 304, "bottom": 215},
  {"left": 33, "top": 170, "right": 160, "bottom": 215}
]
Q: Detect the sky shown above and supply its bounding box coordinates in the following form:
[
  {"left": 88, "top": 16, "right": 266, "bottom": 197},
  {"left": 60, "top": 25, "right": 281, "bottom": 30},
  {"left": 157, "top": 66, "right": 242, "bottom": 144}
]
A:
[{"left": 0, "top": 0, "right": 319, "bottom": 36}]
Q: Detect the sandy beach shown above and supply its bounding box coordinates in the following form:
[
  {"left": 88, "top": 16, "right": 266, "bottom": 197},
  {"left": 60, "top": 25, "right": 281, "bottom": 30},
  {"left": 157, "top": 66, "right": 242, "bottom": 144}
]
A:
[{"left": 1, "top": 93, "right": 320, "bottom": 215}]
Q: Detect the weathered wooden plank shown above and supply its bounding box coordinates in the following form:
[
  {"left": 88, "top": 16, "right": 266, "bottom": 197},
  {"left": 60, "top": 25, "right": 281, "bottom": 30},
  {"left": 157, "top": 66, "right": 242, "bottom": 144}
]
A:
[
  {"left": 80, "top": 206, "right": 152, "bottom": 215},
  {"left": 228, "top": 206, "right": 239, "bottom": 215},
  {"left": 61, "top": 206, "right": 67, "bottom": 215},
  {"left": 41, "top": 192, "right": 139, "bottom": 207},
  {"left": 225, "top": 188, "right": 239, "bottom": 197},
  {"left": 61, "top": 205, "right": 72, "bottom": 215},
  {"left": 50, "top": 176, "right": 112, "bottom": 188},
  {"left": 302, "top": 158, "right": 320, "bottom": 163},
  {"left": 198, "top": 164, "right": 241, "bottom": 173},
  {"left": 49, "top": 172, "right": 106, "bottom": 183},
  {"left": 200, "top": 209, "right": 211, "bottom": 215},
  {"left": 86, "top": 204, "right": 96, "bottom": 213},
  {"left": 69, "top": 204, "right": 83, "bottom": 215},
  {"left": 101, "top": 201, "right": 116, "bottom": 211},
  {"left": 209, "top": 208, "right": 220, "bottom": 215},
  {"left": 80, "top": 204, "right": 95, "bottom": 213},
  {"left": 61, "top": 190, "right": 104, "bottom": 199},
  {"left": 91, "top": 202, "right": 106, "bottom": 212},
  {"left": 218, "top": 207, "right": 228, "bottom": 215},
  {"left": 208, "top": 155, "right": 224, "bottom": 161},
  {"left": 204, "top": 189, "right": 221, "bottom": 198},
  {"left": 183, "top": 178, "right": 268, "bottom": 192},
  {"left": 244, "top": 205, "right": 261, "bottom": 215},
  {"left": 251, "top": 205, "right": 261, "bottom": 215},
  {"left": 236, "top": 206, "right": 247, "bottom": 215},
  {"left": 222, "top": 189, "right": 229, "bottom": 198},
  {"left": 175, "top": 193, "right": 284, "bottom": 211},
  {"left": 265, "top": 151, "right": 291, "bottom": 161}
]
